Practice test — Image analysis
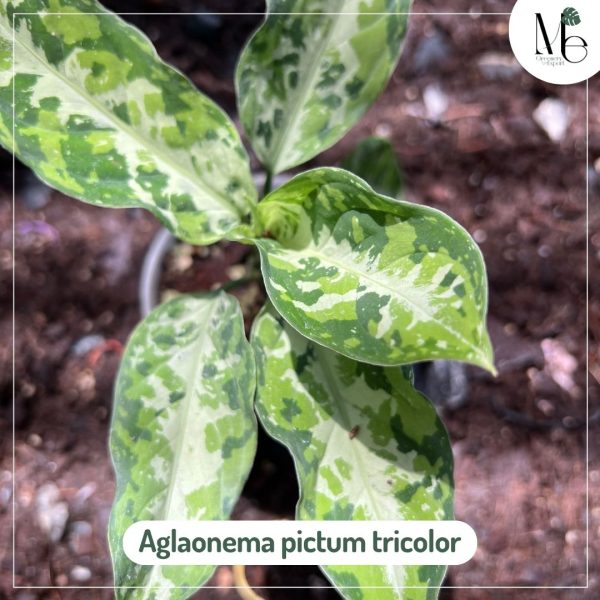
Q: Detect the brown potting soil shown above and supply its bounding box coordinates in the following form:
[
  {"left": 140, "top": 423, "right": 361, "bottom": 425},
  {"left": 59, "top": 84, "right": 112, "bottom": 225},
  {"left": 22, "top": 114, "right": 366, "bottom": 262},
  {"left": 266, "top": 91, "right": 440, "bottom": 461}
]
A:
[{"left": 1, "top": 0, "right": 598, "bottom": 598}]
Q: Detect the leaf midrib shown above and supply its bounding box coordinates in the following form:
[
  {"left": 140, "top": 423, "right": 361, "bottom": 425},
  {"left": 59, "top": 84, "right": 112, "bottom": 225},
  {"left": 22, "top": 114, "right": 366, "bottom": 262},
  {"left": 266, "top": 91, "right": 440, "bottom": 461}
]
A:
[
  {"left": 142, "top": 299, "right": 221, "bottom": 596},
  {"left": 268, "top": 0, "right": 345, "bottom": 173},
  {"left": 5, "top": 17, "right": 242, "bottom": 215},
  {"left": 315, "top": 347, "right": 407, "bottom": 592},
  {"left": 266, "top": 5, "right": 406, "bottom": 174},
  {"left": 284, "top": 244, "right": 488, "bottom": 364},
  {"left": 161, "top": 305, "right": 219, "bottom": 518},
  {"left": 316, "top": 347, "right": 385, "bottom": 520}
]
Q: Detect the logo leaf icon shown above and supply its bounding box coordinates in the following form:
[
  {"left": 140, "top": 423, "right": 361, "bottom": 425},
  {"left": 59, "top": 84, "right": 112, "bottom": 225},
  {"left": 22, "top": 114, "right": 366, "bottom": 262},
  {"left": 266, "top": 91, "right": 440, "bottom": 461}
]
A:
[{"left": 562, "top": 7, "right": 582, "bottom": 26}]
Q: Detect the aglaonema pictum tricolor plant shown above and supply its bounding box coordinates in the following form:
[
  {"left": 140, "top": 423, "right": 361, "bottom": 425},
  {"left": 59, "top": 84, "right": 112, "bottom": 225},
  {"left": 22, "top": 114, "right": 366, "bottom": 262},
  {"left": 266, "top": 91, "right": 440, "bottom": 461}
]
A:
[{"left": 1, "top": 1, "right": 495, "bottom": 597}]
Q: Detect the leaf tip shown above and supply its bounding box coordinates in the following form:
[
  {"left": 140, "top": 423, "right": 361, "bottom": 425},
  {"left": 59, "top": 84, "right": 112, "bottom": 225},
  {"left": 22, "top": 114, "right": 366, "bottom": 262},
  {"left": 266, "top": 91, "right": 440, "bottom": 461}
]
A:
[
  {"left": 485, "top": 362, "right": 499, "bottom": 377},
  {"left": 474, "top": 351, "right": 497, "bottom": 376}
]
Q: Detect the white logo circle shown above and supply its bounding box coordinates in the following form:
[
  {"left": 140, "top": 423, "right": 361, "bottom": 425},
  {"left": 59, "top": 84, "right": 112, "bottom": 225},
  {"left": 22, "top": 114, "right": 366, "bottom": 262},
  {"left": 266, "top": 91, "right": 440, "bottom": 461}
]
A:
[{"left": 509, "top": 0, "right": 600, "bottom": 84}]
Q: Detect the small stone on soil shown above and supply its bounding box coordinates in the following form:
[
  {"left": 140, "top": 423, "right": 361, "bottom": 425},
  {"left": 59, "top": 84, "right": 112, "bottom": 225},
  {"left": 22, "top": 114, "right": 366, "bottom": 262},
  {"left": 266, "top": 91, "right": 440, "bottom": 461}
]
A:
[
  {"left": 423, "top": 83, "right": 449, "bottom": 122},
  {"left": 477, "top": 52, "right": 520, "bottom": 80},
  {"left": 35, "top": 483, "right": 69, "bottom": 543},
  {"left": 69, "top": 521, "right": 93, "bottom": 554},
  {"left": 72, "top": 334, "right": 105, "bottom": 357},
  {"left": 536, "top": 398, "right": 555, "bottom": 416},
  {"left": 533, "top": 98, "right": 570, "bottom": 142},
  {"left": 226, "top": 264, "right": 246, "bottom": 280},
  {"left": 70, "top": 565, "right": 92, "bottom": 582},
  {"left": 27, "top": 433, "right": 42, "bottom": 447}
]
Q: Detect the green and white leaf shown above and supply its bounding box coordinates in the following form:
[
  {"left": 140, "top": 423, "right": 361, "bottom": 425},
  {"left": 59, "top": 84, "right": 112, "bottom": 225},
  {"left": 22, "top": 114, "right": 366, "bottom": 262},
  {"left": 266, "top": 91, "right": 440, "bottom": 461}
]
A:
[
  {"left": 109, "top": 292, "right": 257, "bottom": 600},
  {"left": 252, "top": 305, "right": 453, "bottom": 600},
  {"left": 561, "top": 7, "right": 581, "bottom": 26},
  {"left": 236, "top": 0, "right": 412, "bottom": 174},
  {"left": 342, "top": 136, "right": 403, "bottom": 198},
  {"left": 256, "top": 168, "right": 494, "bottom": 371},
  {"left": 0, "top": 0, "right": 256, "bottom": 244}
]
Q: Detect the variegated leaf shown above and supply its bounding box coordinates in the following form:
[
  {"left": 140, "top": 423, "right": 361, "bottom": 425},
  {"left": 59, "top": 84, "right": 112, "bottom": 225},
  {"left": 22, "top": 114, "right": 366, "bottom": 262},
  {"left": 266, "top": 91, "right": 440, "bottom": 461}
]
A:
[
  {"left": 236, "top": 0, "right": 411, "bottom": 174},
  {"left": 1, "top": 0, "right": 256, "bottom": 244},
  {"left": 342, "top": 136, "right": 403, "bottom": 198},
  {"left": 109, "top": 292, "right": 257, "bottom": 600},
  {"left": 252, "top": 304, "right": 453, "bottom": 599},
  {"left": 256, "top": 168, "right": 494, "bottom": 371}
]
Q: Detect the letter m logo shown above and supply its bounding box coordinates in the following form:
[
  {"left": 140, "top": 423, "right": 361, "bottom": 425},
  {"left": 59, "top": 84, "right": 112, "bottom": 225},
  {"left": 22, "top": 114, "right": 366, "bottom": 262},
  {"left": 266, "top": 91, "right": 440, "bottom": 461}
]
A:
[{"left": 535, "top": 13, "right": 554, "bottom": 54}]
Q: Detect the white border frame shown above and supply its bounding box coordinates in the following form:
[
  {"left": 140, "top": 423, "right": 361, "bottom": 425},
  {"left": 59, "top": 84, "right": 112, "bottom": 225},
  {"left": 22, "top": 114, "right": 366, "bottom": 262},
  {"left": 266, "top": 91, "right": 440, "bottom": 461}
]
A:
[{"left": 10, "top": 8, "right": 591, "bottom": 593}]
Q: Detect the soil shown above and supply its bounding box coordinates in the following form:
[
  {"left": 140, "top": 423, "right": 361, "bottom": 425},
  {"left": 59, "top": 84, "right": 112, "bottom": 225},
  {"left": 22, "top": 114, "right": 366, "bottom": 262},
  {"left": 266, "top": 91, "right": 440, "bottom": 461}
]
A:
[{"left": 1, "top": 0, "right": 599, "bottom": 599}]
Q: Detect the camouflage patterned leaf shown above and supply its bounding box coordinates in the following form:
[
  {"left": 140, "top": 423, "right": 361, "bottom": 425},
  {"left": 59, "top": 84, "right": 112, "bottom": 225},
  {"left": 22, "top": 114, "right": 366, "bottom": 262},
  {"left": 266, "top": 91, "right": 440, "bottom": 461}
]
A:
[
  {"left": 109, "top": 292, "right": 257, "bottom": 599},
  {"left": 341, "top": 136, "right": 403, "bottom": 198},
  {"left": 236, "top": 0, "right": 412, "bottom": 174},
  {"left": 252, "top": 304, "right": 453, "bottom": 599},
  {"left": 256, "top": 168, "right": 494, "bottom": 371},
  {"left": 0, "top": 0, "right": 256, "bottom": 244}
]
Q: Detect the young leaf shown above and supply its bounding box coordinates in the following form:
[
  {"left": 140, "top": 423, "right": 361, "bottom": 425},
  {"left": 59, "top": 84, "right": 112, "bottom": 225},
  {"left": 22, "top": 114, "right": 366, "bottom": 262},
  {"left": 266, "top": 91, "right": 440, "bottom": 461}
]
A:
[
  {"left": 341, "top": 136, "right": 403, "bottom": 198},
  {"left": 109, "top": 292, "right": 257, "bottom": 599},
  {"left": 0, "top": 0, "right": 256, "bottom": 244},
  {"left": 256, "top": 168, "right": 494, "bottom": 371},
  {"left": 236, "top": 0, "right": 412, "bottom": 174},
  {"left": 252, "top": 304, "right": 453, "bottom": 599}
]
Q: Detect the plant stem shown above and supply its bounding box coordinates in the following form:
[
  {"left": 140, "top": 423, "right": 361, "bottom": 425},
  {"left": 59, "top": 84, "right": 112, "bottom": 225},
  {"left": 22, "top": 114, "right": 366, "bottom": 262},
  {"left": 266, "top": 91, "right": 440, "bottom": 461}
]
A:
[
  {"left": 263, "top": 170, "right": 273, "bottom": 197},
  {"left": 232, "top": 565, "right": 264, "bottom": 600},
  {"left": 219, "top": 275, "right": 260, "bottom": 293}
]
